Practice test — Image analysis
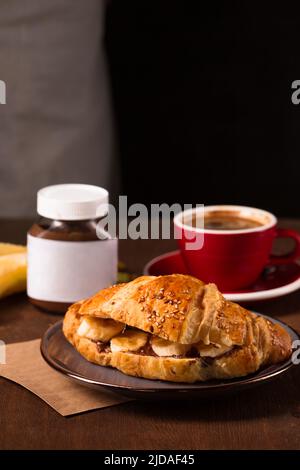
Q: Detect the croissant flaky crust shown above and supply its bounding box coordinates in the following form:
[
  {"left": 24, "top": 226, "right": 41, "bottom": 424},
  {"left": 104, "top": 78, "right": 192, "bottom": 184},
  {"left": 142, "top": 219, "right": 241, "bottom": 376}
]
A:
[{"left": 63, "top": 274, "right": 292, "bottom": 383}]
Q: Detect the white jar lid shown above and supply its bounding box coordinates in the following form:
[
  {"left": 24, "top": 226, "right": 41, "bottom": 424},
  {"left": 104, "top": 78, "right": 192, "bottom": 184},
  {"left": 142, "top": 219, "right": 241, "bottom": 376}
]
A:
[{"left": 37, "top": 184, "right": 109, "bottom": 220}]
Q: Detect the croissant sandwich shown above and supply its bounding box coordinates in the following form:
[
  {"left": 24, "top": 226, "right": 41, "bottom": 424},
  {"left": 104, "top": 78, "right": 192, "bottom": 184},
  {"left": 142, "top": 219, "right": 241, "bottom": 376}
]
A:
[{"left": 63, "top": 274, "right": 292, "bottom": 383}]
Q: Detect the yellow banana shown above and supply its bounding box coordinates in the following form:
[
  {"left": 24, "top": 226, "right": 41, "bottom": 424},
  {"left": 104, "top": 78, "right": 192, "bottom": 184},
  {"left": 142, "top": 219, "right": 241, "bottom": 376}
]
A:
[
  {"left": 0, "top": 243, "right": 27, "bottom": 299},
  {"left": 0, "top": 243, "right": 26, "bottom": 256}
]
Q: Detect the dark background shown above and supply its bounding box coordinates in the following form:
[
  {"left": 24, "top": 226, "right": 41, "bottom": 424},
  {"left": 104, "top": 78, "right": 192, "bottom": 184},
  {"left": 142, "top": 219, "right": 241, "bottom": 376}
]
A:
[{"left": 105, "top": 1, "right": 300, "bottom": 217}]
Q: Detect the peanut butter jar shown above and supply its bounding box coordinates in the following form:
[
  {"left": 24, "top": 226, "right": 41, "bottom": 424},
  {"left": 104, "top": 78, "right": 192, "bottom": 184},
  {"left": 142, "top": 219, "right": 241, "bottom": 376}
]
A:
[{"left": 27, "top": 184, "right": 117, "bottom": 314}]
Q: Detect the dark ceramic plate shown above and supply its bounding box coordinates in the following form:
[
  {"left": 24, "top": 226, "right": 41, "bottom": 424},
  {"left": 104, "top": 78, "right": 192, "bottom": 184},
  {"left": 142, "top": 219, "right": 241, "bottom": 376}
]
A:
[{"left": 41, "top": 314, "right": 298, "bottom": 400}]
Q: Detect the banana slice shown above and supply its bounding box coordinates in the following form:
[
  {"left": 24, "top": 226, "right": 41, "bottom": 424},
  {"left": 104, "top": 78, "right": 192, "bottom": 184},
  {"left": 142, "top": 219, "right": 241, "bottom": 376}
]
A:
[
  {"left": 77, "top": 316, "right": 124, "bottom": 342},
  {"left": 195, "top": 342, "right": 232, "bottom": 358},
  {"left": 151, "top": 336, "right": 191, "bottom": 357},
  {"left": 110, "top": 330, "right": 148, "bottom": 353}
]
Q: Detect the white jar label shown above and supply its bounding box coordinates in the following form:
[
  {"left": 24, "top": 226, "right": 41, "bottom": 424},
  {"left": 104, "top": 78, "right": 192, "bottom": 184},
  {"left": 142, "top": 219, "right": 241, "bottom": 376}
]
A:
[{"left": 27, "top": 234, "right": 118, "bottom": 302}]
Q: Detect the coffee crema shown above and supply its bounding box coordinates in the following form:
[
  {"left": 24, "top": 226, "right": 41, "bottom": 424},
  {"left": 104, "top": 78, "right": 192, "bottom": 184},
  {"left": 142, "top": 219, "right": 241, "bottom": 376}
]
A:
[{"left": 192, "top": 211, "right": 264, "bottom": 231}]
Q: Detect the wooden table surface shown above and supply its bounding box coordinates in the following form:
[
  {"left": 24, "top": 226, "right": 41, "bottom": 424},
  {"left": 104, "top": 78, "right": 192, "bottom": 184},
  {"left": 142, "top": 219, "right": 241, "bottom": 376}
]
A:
[{"left": 1, "top": 218, "right": 300, "bottom": 450}]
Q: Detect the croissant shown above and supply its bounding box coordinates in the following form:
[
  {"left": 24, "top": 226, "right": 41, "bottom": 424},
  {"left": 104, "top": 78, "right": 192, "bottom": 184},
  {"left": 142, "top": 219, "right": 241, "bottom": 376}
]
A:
[{"left": 63, "top": 274, "right": 292, "bottom": 383}]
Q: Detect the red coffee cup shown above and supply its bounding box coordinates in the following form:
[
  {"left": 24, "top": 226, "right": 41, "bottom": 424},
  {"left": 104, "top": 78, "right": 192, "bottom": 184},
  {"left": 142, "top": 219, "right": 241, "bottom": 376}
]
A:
[{"left": 174, "top": 205, "right": 300, "bottom": 291}]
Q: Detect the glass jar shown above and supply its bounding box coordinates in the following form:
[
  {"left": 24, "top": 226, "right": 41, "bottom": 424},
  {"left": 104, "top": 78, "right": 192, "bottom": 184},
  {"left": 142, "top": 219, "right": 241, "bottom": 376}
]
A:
[{"left": 27, "top": 184, "right": 117, "bottom": 313}]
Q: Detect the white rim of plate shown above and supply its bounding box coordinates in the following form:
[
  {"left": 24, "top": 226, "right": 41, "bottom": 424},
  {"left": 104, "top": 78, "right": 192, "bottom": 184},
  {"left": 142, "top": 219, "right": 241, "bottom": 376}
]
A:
[{"left": 143, "top": 250, "right": 300, "bottom": 302}]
